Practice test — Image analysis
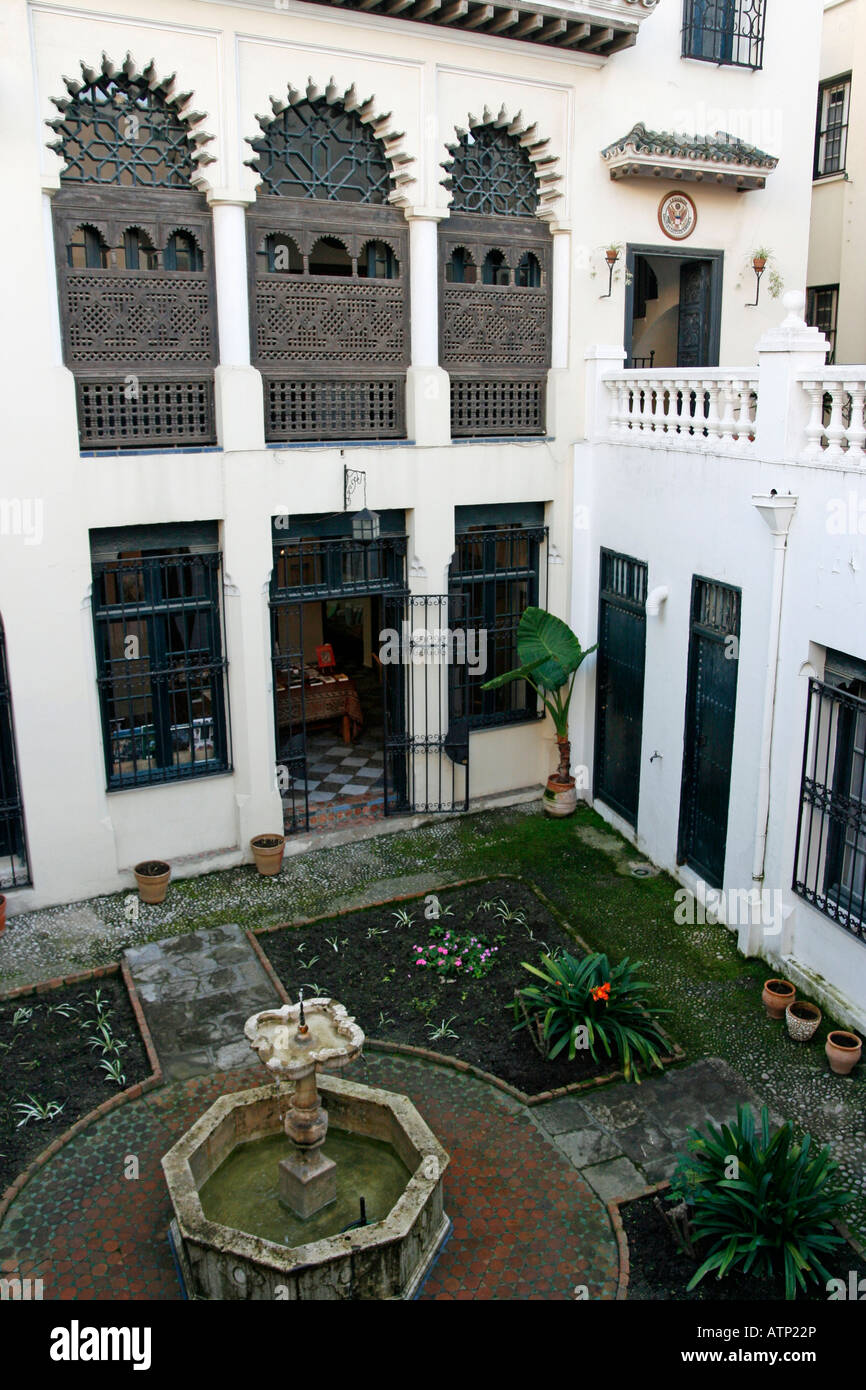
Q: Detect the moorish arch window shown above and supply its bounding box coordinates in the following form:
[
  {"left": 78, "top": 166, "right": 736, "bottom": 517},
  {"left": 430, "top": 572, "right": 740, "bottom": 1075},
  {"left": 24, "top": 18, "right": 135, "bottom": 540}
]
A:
[
  {"left": 47, "top": 56, "right": 217, "bottom": 451},
  {"left": 245, "top": 82, "right": 410, "bottom": 442},
  {"left": 440, "top": 117, "right": 553, "bottom": 438}
]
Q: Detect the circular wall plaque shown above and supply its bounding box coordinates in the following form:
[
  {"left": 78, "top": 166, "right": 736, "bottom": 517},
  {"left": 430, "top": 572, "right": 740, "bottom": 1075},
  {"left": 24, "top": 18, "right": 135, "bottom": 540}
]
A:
[{"left": 658, "top": 191, "right": 698, "bottom": 241}]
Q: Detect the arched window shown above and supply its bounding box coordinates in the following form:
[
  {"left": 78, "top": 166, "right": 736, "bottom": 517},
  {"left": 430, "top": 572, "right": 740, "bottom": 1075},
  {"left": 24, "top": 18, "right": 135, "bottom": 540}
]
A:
[
  {"left": 482, "top": 249, "right": 509, "bottom": 286},
  {"left": 440, "top": 119, "right": 552, "bottom": 438},
  {"left": 445, "top": 247, "right": 477, "bottom": 285},
  {"left": 308, "top": 236, "right": 353, "bottom": 276},
  {"left": 358, "top": 240, "right": 398, "bottom": 280},
  {"left": 48, "top": 57, "right": 216, "bottom": 450},
  {"left": 246, "top": 84, "right": 409, "bottom": 442},
  {"left": 164, "top": 230, "right": 203, "bottom": 272},
  {"left": 515, "top": 252, "right": 541, "bottom": 289},
  {"left": 67, "top": 224, "right": 109, "bottom": 269},
  {"left": 118, "top": 228, "right": 158, "bottom": 270}
]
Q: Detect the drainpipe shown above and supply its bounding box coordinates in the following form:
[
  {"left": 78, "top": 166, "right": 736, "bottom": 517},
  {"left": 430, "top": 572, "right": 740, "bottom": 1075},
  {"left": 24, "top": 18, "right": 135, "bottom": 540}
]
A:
[{"left": 742, "top": 493, "right": 798, "bottom": 957}]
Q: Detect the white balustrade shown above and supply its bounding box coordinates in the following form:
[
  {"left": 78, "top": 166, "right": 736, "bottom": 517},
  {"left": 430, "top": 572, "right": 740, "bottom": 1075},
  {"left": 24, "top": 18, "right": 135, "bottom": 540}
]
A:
[
  {"left": 799, "top": 370, "right": 866, "bottom": 466},
  {"left": 602, "top": 370, "right": 759, "bottom": 451}
]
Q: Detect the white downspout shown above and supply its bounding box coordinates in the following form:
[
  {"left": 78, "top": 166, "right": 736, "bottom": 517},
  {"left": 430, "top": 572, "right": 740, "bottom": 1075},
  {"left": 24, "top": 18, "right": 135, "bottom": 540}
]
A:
[{"left": 741, "top": 494, "right": 798, "bottom": 957}]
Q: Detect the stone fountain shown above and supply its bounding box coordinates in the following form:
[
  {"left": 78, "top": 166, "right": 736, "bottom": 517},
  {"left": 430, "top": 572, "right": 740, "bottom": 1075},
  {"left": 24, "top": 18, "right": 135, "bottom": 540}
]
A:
[
  {"left": 243, "top": 993, "right": 364, "bottom": 1219},
  {"left": 161, "top": 991, "right": 449, "bottom": 1300}
]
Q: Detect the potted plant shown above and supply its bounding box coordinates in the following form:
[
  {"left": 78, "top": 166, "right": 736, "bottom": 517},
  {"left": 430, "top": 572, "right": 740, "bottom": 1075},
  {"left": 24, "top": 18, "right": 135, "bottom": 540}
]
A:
[
  {"left": 761, "top": 977, "right": 795, "bottom": 1019},
  {"left": 250, "top": 833, "right": 286, "bottom": 876},
  {"left": 133, "top": 859, "right": 171, "bottom": 905},
  {"left": 785, "top": 1000, "right": 822, "bottom": 1042},
  {"left": 752, "top": 246, "right": 771, "bottom": 273},
  {"left": 482, "top": 607, "right": 596, "bottom": 818},
  {"left": 605, "top": 244, "right": 621, "bottom": 267},
  {"left": 825, "top": 1030, "right": 862, "bottom": 1076}
]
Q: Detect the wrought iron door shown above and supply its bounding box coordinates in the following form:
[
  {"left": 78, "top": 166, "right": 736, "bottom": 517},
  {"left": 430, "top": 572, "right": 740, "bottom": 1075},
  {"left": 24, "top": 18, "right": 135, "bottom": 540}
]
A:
[
  {"left": 270, "top": 598, "right": 310, "bottom": 833},
  {"left": 594, "top": 551, "right": 648, "bottom": 827},
  {"left": 677, "top": 260, "right": 713, "bottom": 368},
  {"left": 0, "top": 619, "right": 30, "bottom": 887},
  {"left": 382, "top": 594, "right": 470, "bottom": 815},
  {"left": 678, "top": 578, "right": 742, "bottom": 889}
]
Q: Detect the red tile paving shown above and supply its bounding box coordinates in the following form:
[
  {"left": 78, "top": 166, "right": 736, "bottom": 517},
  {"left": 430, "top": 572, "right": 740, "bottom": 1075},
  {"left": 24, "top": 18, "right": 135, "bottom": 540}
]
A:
[{"left": 0, "top": 1054, "right": 618, "bottom": 1301}]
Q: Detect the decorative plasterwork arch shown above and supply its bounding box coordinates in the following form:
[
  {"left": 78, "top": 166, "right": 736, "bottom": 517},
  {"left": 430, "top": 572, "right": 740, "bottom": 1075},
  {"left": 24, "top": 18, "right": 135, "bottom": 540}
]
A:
[
  {"left": 46, "top": 52, "right": 216, "bottom": 189},
  {"left": 442, "top": 105, "right": 563, "bottom": 218},
  {"left": 245, "top": 77, "right": 416, "bottom": 208}
]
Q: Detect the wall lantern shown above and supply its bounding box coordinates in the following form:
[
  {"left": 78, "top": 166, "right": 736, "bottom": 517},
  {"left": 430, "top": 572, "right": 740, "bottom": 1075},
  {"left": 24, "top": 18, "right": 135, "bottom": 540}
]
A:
[{"left": 352, "top": 508, "right": 380, "bottom": 543}]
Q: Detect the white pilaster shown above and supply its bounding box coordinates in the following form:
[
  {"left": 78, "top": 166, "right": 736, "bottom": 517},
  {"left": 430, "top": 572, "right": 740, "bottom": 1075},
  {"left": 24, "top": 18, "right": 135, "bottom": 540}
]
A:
[
  {"left": 406, "top": 212, "right": 451, "bottom": 447},
  {"left": 754, "top": 291, "right": 829, "bottom": 462},
  {"left": 208, "top": 193, "right": 265, "bottom": 452}
]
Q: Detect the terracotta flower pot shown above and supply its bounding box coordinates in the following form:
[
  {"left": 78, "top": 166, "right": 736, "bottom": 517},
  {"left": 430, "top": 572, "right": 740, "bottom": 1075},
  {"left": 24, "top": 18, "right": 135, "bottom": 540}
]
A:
[
  {"left": 133, "top": 860, "right": 171, "bottom": 905},
  {"left": 825, "top": 1030, "right": 862, "bottom": 1076},
  {"left": 606, "top": 249, "right": 620, "bottom": 266},
  {"left": 785, "top": 1000, "right": 822, "bottom": 1042},
  {"left": 250, "top": 834, "right": 286, "bottom": 876},
  {"left": 542, "top": 776, "right": 577, "bottom": 819},
  {"left": 753, "top": 257, "right": 767, "bottom": 272},
  {"left": 0, "top": 894, "right": 6, "bottom": 936},
  {"left": 762, "top": 978, "right": 796, "bottom": 1019}
]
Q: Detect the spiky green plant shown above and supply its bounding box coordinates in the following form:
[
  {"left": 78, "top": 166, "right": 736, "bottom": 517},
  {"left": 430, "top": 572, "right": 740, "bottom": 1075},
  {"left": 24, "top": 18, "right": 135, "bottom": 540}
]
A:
[
  {"left": 669, "top": 1105, "right": 854, "bottom": 1300},
  {"left": 514, "top": 950, "right": 668, "bottom": 1082}
]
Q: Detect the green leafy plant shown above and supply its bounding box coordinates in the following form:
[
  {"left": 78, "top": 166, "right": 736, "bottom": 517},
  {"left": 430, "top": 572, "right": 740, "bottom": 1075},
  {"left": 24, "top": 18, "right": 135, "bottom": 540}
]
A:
[
  {"left": 425, "top": 1017, "right": 459, "bottom": 1042},
  {"left": 99, "top": 1057, "right": 127, "bottom": 1087},
  {"left": 412, "top": 929, "right": 499, "bottom": 981},
  {"left": 669, "top": 1105, "right": 854, "bottom": 1300},
  {"left": 490, "top": 898, "right": 527, "bottom": 927},
  {"left": 482, "top": 608, "right": 596, "bottom": 783},
  {"left": 13, "top": 1096, "right": 65, "bottom": 1128},
  {"left": 391, "top": 907, "right": 416, "bottom": 928},
  {"left": 514, "top": 950, "right": 668, "bottom": 1082},
  {"left": 12, "top": 1007, "right": 33, "bottom": 1027}
]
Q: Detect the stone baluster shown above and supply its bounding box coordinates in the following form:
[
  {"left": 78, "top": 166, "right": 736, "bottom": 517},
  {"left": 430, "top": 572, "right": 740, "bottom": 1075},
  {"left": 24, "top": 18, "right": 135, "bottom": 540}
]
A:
[
  {"left": 703, "top": 378, "right": 722, "bottom": 443},
  {"left": 844, "top": 380, "right": 866, "bottom": 463},
  {"left": 825, "top": 383, "right": 848, "bottom": 462},
  {"left": 801, "top": 380, "right": 827, "bottom": 462}
]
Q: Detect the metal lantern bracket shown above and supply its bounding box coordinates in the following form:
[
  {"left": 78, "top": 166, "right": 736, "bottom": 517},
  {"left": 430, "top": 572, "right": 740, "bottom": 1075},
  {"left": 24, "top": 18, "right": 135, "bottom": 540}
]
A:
[
  {"left": 600, "top": 250, "right": 620, "bottom": 300},
  {"left": 344, "top": 465, "right": 367, "bottom": 511},
  {"left": 747, "top": 262, "right": 766, "bottom": 309}
]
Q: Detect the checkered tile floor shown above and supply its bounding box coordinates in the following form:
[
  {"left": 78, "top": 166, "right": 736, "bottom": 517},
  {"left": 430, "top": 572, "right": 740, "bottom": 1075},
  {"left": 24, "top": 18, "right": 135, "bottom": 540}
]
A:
[{"left": 290, "top": 727, "right": 384, "bottom": 807}]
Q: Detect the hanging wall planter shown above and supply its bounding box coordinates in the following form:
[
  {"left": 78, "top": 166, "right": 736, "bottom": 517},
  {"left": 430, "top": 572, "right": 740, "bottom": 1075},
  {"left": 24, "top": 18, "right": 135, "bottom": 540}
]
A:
[
  {"left": 133, "top": 860, "right": 171, "bottom": 905},
  {"left": 785, "top": 1000, "right": 822, "bottom": 1042},
  {"left": 761, "top": 978, "right": 796, "bottom": 1019},
  {"left": 825, "top": 1030, "right": 863, "bottom": 1076},
  {"left": 250, "top": 834, "right": 286, "bottom": 877}
]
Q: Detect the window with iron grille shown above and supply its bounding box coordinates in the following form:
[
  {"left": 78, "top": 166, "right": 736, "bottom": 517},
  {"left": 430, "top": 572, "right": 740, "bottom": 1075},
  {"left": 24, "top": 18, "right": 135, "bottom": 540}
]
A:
[
  {"left": 47, "top": 59, "right": 217, "bottom": 450},
  {"left": 682, "top": 0, "right": 766, "bottom": 71},
  {"left": 806, "top": 285, "right": 840, "bottom": 365},
  {"left": 448, "top": 511, "right": 547, "bottom": 730},
  {"left": 440, "top": 122, "right": 551, "bottom": 438},
  {"left": 246, "top": 91, "right": 408, "bottom": 443},
  {"left": 794, "top": 657, "right": 866, "bottom": 946},
  {"left": 814, "top": 77, "right": 852, "bottom": 179},
  {"left": 90, "top": 525, "right": 230, "bottom": 790},
  {"left": 0, "top": 619, "right": 31, "bottom": 889}
]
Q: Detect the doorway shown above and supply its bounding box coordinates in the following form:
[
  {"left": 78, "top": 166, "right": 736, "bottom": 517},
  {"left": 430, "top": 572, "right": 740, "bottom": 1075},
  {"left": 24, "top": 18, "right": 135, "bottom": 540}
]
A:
[
  {"left": 625, "top": 246, "right": 723, "bottom": 370},
  {"left": 594, "top": 550, "right": 648, "bottom": 827}
]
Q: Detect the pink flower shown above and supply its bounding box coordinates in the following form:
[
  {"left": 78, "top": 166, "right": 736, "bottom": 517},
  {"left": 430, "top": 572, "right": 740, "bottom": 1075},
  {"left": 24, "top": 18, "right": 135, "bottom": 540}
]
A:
[
  {"left": 455, "top": 959, "right": 462, "bottom": 968},
  {"left": 417, "top": 958, "right": 426, "bottom": 966},
  {"left": 438, "top": 946, "right": 447, "bottom": 954}
]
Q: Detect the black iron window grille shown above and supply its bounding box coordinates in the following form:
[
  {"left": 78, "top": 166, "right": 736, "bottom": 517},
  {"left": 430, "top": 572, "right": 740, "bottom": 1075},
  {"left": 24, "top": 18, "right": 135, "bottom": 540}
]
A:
[
  {"left": 49, "top": 61, "right": 217, "bottom": 450},
  {"left": 682, "top": 0, "right": 766, "bottom": 71},
  {"left": 815, "top": 77, "right": 851, "bottom": 179},
  {"left": 0, "top": 619, "right": 31, "bottom": 889},
  {"left": 806, "top": 285, "right": 840, "bottom": 366},
  {"left": 271, "top": 533, "right": 408, "bottom": 601},
  {"left": 91, "top": 547, "right": 230, "bottom": 789},
  {"left": 443, "top": 126, "right": 539, "bottom": 218},
  {"left": 794, "top": 673, "right": 866, "bottom": 945},
  {"left": 448, "top": 524, "right": 547, "bottom": 730}
]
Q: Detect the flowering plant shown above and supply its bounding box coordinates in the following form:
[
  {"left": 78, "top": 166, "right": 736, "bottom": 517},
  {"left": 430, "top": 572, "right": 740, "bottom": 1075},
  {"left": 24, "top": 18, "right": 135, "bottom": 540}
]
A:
[{"left": 412, "top": 928, "right": 499, "bottom": 981}]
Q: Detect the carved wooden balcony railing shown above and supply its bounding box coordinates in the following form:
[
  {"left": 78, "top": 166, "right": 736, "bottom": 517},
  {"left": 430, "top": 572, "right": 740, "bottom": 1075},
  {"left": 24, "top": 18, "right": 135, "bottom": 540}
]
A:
[
  {"left": 248, "top": 198, "right": 409, "bottom": 441},
  {"left": 53, "top": 189, "right": 217, "bottom": 450},
  {"left": 440, "top": 213, "right": 551, "bottom": 437}
]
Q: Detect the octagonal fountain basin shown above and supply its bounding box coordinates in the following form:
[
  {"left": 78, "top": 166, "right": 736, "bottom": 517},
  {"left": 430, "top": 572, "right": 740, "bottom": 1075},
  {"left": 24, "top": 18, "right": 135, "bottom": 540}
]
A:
[{"left": 162, "top": 1075, "right": 450, "bottom": 1301}]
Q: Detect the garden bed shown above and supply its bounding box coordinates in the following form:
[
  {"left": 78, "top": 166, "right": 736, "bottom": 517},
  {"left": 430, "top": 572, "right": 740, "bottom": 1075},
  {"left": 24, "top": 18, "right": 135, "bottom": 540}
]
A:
[
  {"left": 0, "top": 972, "right": 152, "bottom": 1195},
  {"left": 257, "top": 877, "right": 680, "bottom": 1098},
  {"left": 617, "top": 1190, "right": 866, "bottom": 1302}
]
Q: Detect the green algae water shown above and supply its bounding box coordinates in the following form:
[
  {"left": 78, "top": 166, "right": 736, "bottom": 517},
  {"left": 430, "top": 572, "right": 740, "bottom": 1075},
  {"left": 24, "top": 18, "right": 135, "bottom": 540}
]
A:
[{"left": 200, "top": 1130, "right": 411, "bottom": 1247}]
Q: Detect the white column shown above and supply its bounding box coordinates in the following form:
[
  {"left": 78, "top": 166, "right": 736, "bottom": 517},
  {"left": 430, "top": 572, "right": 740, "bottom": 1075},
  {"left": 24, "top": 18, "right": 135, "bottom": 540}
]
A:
[
  {"left": 406, "top": 211, "right": 450, "bottom": 447},
  {"left": 550, "top": 229, "right": 570, "bottom": 371},
  {"left": 583, "top": 345, "right": 627, "bottom": 440},
  {"left": 41, "top": 191, "right": 64, "bottom": 366},
  {"left": 207, "top": 192, "right": 265, "bottom": 452}
]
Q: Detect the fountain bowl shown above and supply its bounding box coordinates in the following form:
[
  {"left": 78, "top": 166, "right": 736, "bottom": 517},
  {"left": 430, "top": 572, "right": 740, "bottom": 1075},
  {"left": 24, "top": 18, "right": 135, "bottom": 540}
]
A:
[{"left": 162, "top": 1074, "right": 450, "bottom": 1301}]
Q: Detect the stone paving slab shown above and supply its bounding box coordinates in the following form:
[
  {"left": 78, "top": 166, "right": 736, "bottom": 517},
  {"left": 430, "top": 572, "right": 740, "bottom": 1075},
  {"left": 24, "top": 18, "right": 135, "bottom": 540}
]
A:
[
  {"left": 532, "top": 1057, "right": 774, "bottom": 1202},
  {"left": 124, "top": 925, "right": 280, "bottom": 1082}
]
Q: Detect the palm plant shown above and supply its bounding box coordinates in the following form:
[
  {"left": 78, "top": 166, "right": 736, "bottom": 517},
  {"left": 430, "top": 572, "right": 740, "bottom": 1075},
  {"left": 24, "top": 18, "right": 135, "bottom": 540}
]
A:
[
  {"left": 514, "top": 949, "right": 668, "bottom": 1082},
  {"left": 481, "top": 607, "right": 596, "bottom": 784},
  {"left": 670, "top": 1105, "right": 854, "bottom": 1300}
]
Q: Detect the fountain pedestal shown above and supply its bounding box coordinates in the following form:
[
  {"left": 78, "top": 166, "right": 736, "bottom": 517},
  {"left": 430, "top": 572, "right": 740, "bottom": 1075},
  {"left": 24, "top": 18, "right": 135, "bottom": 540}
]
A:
[{"left": 244, "top": 998, "right": 364, "bottom": 1222}]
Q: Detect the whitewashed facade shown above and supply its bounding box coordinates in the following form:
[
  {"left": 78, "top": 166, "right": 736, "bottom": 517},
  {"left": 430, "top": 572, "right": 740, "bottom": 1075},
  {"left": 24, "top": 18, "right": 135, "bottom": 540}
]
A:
[{"left": 0, "top": 0, "right": 828, "bottom": 946}]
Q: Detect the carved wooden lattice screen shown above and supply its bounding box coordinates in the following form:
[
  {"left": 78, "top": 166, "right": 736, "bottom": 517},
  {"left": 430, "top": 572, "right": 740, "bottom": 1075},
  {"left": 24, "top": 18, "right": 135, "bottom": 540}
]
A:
[
  {"left": 440, "top": 213, "right": 551, "bottom": 437},
  {"left": 248, "top": 199, "right": 409, "bottom": 441}
]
